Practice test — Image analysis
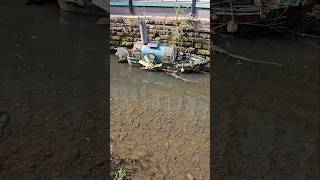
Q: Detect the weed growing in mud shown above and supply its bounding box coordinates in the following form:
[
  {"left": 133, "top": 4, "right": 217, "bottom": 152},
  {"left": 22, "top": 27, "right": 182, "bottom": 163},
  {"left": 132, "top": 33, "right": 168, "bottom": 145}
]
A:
[
  {"left": 113, "top": 168, "right": 136, "bottom": 180},
  {"left": 111, "top": 155, "right": 137, "bottom": 180},
  {"left": 114, "top": 168, "right": 126, "bottom": 180}
]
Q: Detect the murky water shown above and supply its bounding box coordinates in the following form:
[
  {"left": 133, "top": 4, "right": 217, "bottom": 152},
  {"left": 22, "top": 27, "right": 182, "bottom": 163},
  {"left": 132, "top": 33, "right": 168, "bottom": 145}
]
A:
[
  {"left": 110, "top": 32, "right": 319, "bottom": 179},
  {"left": 110, "top": 56, "right": 210, "bottom": 113},
  {"left": 0, "top": 1, "right": 108, "bottom": 179},
  {"left": 110, "top": 55, "right": 210, "bottom": 179},
  {"left": 212, "top": 33, "right": 319, "bottom": 179}
]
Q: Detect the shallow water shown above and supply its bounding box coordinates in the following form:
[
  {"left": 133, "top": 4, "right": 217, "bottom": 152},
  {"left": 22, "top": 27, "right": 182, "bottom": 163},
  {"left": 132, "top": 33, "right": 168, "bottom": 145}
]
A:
[
  {"left": 110, "top": 32, "right": 319, "bottom": 179},
  {"left": 110, "top": 55, "right": 210, "bottom": 179},
  {"left": 212, "top": 33, "right": 319, "bottom": 179},
  {"left": 0, "top": 1, "right": 108, "bottom": 179}
]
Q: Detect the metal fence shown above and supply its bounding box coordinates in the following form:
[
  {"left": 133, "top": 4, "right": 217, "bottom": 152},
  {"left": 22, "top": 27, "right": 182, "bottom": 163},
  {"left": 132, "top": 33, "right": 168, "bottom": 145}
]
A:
[
  {"left": 110, "top": 0, "right": 210, "bottom": 17},
  {"left": 110, "top": 0, "right": 210, "bottom": 9}
]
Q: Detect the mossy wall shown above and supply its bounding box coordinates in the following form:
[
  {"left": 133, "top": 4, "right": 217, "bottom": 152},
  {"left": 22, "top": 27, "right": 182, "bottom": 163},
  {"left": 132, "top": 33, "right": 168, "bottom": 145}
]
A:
[{"left": 110, "top": 15, "right": 210, "bottom": 60}]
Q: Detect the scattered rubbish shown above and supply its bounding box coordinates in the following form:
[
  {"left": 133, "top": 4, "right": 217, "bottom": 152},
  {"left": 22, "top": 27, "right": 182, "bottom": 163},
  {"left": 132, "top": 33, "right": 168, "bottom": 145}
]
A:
[
  {"left": 114, "top": 18, "right": 209, "bottom": 82},
  {"left": 187, "top": 173, "right": 194, "bottom": 180},
  {"left": 115, "top": 47, "right": 128, "bottom": 63},
  {"left": 163, "top": 69, "right": 200, "bottom": 83},
  {"left": 212, "top": 0, "right": 307, "bottom": 32}
]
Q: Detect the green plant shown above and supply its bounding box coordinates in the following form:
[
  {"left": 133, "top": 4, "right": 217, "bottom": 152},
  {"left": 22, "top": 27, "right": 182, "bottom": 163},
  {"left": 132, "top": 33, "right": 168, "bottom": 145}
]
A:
[
  {"left": 163, "top": 16, "right": 167, "bottom": 30},
  {"left": 121, "top": 41, "right": 133, "bottom": 47},
  {"left": 168, "top": 6, "right": 197, "bottom": 48},
  {"left": 114, "top": 168, "right": 126, "bottom": 180},
  {"left": 124, "top": 18, "right": 133, "bottom": 35}
]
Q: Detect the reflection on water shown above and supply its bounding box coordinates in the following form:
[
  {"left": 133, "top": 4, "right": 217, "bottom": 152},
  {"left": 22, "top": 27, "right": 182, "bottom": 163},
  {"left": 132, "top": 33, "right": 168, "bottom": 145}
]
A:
[{"left": 111, "top": 56, "right": 210, "bottom": 117}]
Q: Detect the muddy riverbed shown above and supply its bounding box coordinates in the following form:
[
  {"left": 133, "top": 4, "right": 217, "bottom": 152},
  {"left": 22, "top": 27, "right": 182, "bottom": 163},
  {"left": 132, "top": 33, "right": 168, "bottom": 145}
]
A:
[{"left": 110, "top": 55, "right": 210, "bottom": 179}]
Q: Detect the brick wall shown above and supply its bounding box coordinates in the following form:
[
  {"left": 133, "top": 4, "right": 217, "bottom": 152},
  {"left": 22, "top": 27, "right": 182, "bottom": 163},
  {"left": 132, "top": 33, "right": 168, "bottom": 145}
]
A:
[{"left": 110, "top": 15, "right": 210, "bottom": 59}]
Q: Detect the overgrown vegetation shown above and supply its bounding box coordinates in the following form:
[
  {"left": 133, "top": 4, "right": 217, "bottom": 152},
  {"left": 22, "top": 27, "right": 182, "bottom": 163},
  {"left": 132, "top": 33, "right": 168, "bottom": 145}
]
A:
[
  {"left": 167, "top": 6, "right": 202, "bottom": 51},
  {"left": 111, "top": 155, "right": 137, "bottom": 180},
  {"left": 124, "top": 18, "right": 133, "bottom": 35}
]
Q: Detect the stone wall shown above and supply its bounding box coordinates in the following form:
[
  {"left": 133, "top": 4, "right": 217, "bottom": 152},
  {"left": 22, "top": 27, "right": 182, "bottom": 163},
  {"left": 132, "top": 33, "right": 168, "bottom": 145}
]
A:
[{"left": 110, "top": 15, "right": 210, "bottom": 59}]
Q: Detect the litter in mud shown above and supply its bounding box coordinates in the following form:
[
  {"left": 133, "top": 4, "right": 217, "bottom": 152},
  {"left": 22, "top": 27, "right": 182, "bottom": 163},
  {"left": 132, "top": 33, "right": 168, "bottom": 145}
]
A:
[
  {"left": 212, "top": 0, "right": 316, "bottom": 33},
  {"left": 114, "top": 18, "right": 209, "bottom": 82}
]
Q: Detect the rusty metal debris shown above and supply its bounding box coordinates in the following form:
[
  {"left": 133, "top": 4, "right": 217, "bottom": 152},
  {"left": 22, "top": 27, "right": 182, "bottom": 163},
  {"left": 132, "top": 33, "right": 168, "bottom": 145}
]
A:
[{"left": 115, "top": 18, "right": 209, "bottom": 76}]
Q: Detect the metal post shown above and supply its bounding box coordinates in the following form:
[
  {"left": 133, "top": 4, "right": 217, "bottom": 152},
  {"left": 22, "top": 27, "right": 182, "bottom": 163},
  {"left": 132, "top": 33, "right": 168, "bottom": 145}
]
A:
[
  {"left": 191, "top": 0, "right": 196, "bottom": 16},
  {"left": 129, "top": 0, "right": 133, "bottom": 14}
]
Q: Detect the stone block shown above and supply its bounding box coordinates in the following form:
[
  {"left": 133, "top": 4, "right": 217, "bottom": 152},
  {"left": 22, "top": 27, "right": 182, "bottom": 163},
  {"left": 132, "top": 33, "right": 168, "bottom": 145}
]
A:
[
  {"left": 185, "top": 26, "right": 195, "bottom": 31},
  {"left": 202, "top": 44, "right": 210, "bottom": 50},
  {"left": 197, "top": 49, "right": 210, "bottom": 56},
  {"left": 198, "top": 28, "right": 210, "bottom": 33},
  {"left": 183, "top": 42, "right": 192, "bottom": 47},
  {"left": 146, "top": 19, "right": 155, "bottom": 24},
  {"left": 204, "top": 39, "right": 211, "bottom": 45},
  {"left": 116, "top": 27, "right": 124, "bottom": 31},
  {"left": 160, "top": 35, "right": 169, "bottom": 40},
  {"left": 194, "top": 38, "right": 205, "bottom": 43},
  {"left": 195, "top": 43, "right": 202, "bottom": 49},
  {"left": 111, "top": 36, "right": 121, "bottom": 41},
  {"left": 117, "top": 32, "right": 124, "bottom": 36},
  {"left": 124, "top": 37, "right": 134, "bottom": 41},
  {"left": 200, "top": 33, "right": 210, "bottom": 39},
  {"left": 133, "top": 33, "right": 141, "bottom": 38},
  {"left": 131, "top": 28, "right": 139, "bottom": 33},
  {"left": 155, "top": 25, "right": 165, "bottom": 30},
  {"left": 111, "top": 27, "right": 118, "bottom": 31},
  {"left": 155, "top": 19, "right": 163, "bottom": 25},
  {"left": 110, "top": 41, "right": 120, "bottom": 46},
  {"left": 165, "top": 19, "right": 174, "bottom": 25},
  {"left": 159, "top": 30, "right": 167, "bottom": 35},
  {"left": 148, "top": 29, "right": 157, "bottom": 34}
]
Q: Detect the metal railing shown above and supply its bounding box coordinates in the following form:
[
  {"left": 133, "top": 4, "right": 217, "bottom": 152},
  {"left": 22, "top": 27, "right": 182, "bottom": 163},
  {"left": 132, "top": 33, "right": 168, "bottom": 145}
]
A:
[{"left": 110, "top": 0, "right": 210, "bottom": 9}]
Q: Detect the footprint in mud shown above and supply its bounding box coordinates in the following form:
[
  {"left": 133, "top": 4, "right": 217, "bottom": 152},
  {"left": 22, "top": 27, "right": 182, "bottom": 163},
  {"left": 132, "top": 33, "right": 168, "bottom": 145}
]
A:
[{"left": 0, "top": 111, "right": 9, "bottom": 129}]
